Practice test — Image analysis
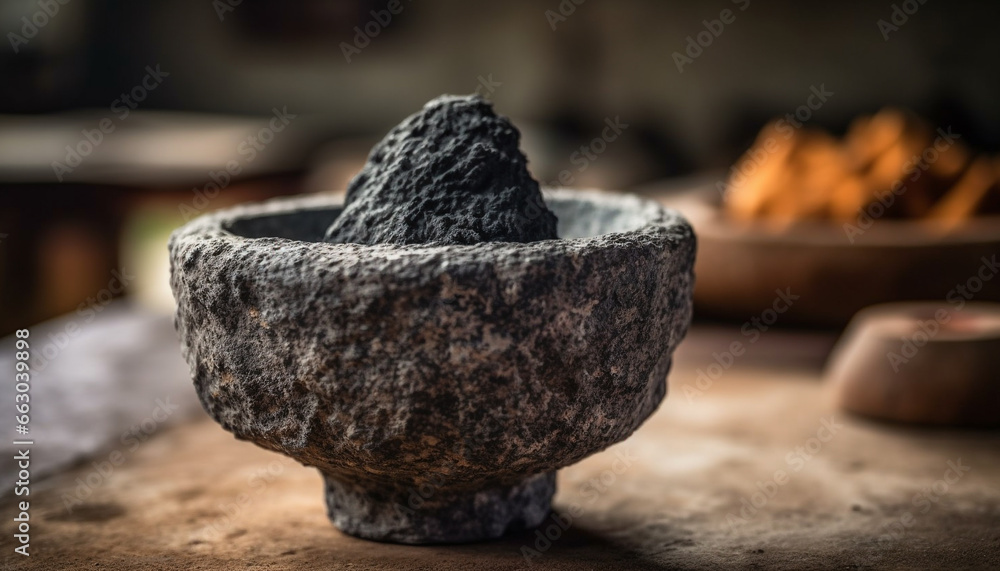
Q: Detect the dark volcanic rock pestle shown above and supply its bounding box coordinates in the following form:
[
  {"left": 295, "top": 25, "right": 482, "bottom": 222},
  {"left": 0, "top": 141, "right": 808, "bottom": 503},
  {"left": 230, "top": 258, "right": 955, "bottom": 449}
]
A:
[{"left": 324, "top": 95, "right": 558, "bottom": 245}]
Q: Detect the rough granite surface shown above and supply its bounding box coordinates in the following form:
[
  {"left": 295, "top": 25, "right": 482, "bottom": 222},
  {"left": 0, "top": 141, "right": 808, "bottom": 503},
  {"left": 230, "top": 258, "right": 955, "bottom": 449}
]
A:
[
  {"left": 9, "top": 342, "right": 1000, "bottom": 569},
  {"left": 323, "top": 95, "right": 558, "bottom": 245},
  {"left": 168, "top": 190, "right": 696, "bottom": 543}
]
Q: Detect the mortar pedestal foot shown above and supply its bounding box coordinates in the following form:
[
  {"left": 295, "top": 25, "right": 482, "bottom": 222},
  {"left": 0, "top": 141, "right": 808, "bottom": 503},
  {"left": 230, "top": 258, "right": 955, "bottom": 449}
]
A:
[{"left": 322, "top": 471, "right": 556, "bottom": 544}]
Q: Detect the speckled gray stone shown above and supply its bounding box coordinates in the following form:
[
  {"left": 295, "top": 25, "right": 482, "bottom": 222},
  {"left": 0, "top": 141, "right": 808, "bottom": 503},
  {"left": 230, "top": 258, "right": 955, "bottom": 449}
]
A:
[{"left": 168, "top": 189, "right": 696, "bottom": 544}]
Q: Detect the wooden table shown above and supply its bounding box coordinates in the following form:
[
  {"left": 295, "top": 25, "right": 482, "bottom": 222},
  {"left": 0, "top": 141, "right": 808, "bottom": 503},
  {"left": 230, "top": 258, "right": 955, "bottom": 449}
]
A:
[{"left": 3, "top": 327, "right": 999, "bottom": 570}]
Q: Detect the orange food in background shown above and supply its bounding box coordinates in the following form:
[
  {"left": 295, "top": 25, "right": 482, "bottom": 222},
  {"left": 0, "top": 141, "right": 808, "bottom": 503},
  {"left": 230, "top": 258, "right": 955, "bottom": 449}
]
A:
[{"left": 724, "top": 108, "right": 1000, "bottom": 229}]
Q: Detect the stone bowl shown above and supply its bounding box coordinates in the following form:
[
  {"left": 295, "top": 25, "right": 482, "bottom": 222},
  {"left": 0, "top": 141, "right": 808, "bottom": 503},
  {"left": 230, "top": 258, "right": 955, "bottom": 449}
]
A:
[{"left": 168, "top": 189, "right": 696, "bottom": 544}]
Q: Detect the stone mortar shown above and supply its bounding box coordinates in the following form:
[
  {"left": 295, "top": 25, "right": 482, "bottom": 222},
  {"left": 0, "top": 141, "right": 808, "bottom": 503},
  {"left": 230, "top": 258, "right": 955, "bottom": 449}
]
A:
[{"left": 168, "top": 189, "right": 696, "bottom": 544}]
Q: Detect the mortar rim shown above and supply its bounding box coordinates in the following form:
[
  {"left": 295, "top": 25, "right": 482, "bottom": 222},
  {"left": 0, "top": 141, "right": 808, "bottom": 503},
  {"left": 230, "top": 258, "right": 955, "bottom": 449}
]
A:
[{"left": 169, "top": 188, "right": 691, "bottom": 260}]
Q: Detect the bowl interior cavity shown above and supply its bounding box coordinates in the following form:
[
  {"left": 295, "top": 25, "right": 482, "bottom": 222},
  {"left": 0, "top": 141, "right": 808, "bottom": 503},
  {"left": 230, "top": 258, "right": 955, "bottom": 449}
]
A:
[{"left": 222, "top": 195, "right": 652, "bottom": 242}]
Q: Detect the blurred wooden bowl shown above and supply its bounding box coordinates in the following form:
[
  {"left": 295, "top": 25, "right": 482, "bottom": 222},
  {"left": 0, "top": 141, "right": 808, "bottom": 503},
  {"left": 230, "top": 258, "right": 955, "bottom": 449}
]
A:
[
  {"left": 658, "top": 186, "right": 1000, "bottom": 326},
  {"left": 825, "top": 302, "right": 1000, "bottom": 427}
]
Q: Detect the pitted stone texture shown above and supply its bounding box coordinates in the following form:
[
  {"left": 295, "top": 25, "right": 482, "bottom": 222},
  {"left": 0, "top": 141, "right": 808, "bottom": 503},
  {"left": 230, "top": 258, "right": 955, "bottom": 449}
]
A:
[
  {"left": 323, "top": 95, "right": 558, "bottom": 245},
  {"left": 324, "top": 471, "right": 555, "bottom": 544},
  {"left": 168, "top": 189, "right": 696, "bottom": 544}
]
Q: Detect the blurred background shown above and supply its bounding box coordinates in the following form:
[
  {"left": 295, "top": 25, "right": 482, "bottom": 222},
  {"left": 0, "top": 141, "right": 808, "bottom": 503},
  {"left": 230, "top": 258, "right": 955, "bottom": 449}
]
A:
[
  {"left": 2, "top": 0, "right": 1000, "bottom": 332},
  {"left": 2, "top": 2, "right": 1000, "bottom": 568}
]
